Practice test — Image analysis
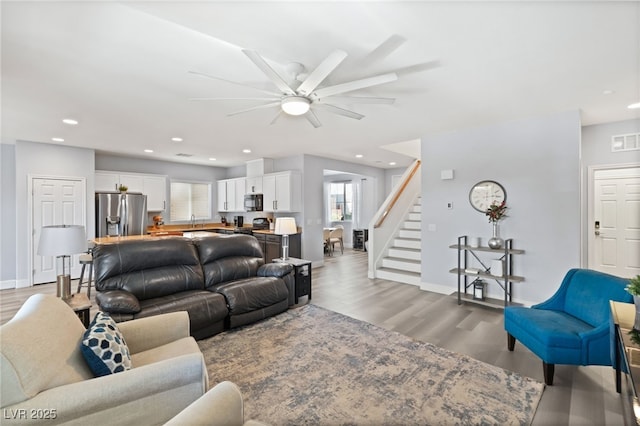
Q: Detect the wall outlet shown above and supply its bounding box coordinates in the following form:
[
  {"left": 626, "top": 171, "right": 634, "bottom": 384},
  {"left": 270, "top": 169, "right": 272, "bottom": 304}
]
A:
[{"left": 428, "top": 223, "right": 436, "bottom": 232}]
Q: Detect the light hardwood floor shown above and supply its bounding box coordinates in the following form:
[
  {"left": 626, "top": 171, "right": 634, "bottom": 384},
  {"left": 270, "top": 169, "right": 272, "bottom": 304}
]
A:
[{"left": 0, "top": 249, "right": 629, "bottom": 425}]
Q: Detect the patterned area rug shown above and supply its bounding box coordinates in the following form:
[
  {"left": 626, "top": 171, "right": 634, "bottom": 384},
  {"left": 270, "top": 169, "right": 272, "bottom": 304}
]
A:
[{"left": 198, "top": 304, "right": 544, "bottom": 425}]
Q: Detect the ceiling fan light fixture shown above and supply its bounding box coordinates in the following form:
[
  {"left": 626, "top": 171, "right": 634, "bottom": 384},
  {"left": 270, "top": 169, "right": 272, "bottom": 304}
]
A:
[{"left": 281, "top": 96, "right": 310, "bottom": 116}]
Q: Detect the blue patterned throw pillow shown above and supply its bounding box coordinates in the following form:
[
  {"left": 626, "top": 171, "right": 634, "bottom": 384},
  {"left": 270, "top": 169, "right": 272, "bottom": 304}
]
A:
[{"left": 81, "top": 312, "right": 132, "bottom": 376}]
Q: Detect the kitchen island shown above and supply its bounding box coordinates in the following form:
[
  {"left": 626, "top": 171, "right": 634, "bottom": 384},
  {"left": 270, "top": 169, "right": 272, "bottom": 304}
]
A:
[{"left": 94, "top": 223, "right": 302, "bottom": 263}]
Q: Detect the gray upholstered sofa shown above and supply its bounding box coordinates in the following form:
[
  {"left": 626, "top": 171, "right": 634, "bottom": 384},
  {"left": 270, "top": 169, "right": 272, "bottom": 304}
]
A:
[
  {"left": 1, "top": 294, "right": 267, "bottom": 426},
  {"left": 94, "top": 234, "right": 294, "bottom": 339}
]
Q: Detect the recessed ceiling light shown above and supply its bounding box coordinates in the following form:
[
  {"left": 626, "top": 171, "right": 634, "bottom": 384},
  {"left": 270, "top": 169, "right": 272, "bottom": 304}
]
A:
[
  {"left": 602, "top": 90, "right": 614, "bottom": 95},
  {"left": 209, "top": 157, "right": 217, "bottom": 161},
  {"left": 144, "top": 149, "right": 154, "bottom": 153},
  {"left": 243, "top": 149, "right": 252, "bottom": 154},
  {"left": 389, "top": 162, "right": 396, "bottom": 166},
  {"left": 628, "top": 102, "right": 640, "bottom": 109},
  {"left": 171, "top": 137, "right": 183, "bottom": 142},
  {"left": 62, "top": 118, "right": 78, "bottom": 125},
  {"left": 355, "top": 154, "right": 363, "bottom": 158},
  {"left": 51, "top": 137, "right": 64, "bottom": 142}
]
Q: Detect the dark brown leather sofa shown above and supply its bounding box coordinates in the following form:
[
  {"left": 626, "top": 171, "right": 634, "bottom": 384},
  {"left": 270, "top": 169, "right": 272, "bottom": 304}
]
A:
[{"left": 93, "top": 234, "right": 294, "bottom": 339}]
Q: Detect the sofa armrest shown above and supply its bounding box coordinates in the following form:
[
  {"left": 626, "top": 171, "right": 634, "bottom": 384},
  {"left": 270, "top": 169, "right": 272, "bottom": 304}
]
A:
[
  {"left": 164, "top": 381, "right": 244, "bottom": 426},
  {"left": 257, "top": 263, "right": 293, "bottom": 278},
  {"left": 96, "top": 290, "right": 141, "bottom": 314},
  {"left": 2, "top": 353, "right": 206, "bottom": 425},
  {"left": 118, "top": 311, "right": 191, "bottom": 354}
]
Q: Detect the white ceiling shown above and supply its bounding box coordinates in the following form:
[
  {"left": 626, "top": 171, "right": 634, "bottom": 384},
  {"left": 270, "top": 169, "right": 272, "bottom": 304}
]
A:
[{"left": 2, "top": 1, "right": 639, "bottom": 169}]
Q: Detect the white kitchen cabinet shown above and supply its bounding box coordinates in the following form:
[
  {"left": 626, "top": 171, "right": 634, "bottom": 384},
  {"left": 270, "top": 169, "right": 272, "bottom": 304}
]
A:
[
  {"left": 118, "top": 174, "right": 144, "bottom": 193},
  {"left": 246, "top": 176, "right": 263, "bottom": 194},
  {"left": 234, "top": 178, "right": 246, "bottom": 211},
  {"left": 217, "top": 179, "right": 236, "bottom": 212},
  {"left": 143, "top": 176, "right": 167, "bottom": 211},
  {"left": 262, "top": 172, "right": 301, "bottom": 212},
  {"left": 95, "top": 171, "right": 167, "bottom": 211},
  {"left": 95, "top": 172, "right": 120, "bottom": 192}
]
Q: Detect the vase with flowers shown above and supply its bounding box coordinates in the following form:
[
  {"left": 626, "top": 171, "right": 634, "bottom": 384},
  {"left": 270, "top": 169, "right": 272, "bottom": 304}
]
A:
[{"left": 486, "top": 201, "right": 507, "bottom": 249}]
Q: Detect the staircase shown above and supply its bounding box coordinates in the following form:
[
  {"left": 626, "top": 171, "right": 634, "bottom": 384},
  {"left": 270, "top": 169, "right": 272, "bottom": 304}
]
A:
[{"left": 375, "top": 197, "right": 422, "bottom": 286}]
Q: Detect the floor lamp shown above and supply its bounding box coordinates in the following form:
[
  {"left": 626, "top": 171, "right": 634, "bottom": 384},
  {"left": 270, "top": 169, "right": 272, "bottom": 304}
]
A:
[
  {"left": 274, "top": 217, "right": 297, "bottom": 261},
  {"left": 37, "top": 225, "right": 87, "bottom": 299}
]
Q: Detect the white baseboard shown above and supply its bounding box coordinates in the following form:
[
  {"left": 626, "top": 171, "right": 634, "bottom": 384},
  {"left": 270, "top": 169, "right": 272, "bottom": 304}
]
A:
[
  {"left": 15, "top": 279, "right": 30, "bottom": 289},
  {"left": 420, "top": 281, "right": 454, "bottom": 295},
  {"left": 0, "top": 280, "right": 16, "bottom": 290}
]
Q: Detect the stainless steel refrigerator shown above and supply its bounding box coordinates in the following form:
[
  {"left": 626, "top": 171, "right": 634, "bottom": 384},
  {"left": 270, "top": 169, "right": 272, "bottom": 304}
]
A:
[{"left": 96, "top": 192, "right": 148, "bottom": 237}]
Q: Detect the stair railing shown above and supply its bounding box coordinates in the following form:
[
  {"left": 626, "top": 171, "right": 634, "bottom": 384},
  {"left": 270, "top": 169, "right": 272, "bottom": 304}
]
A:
[{"left": 368, "top": 159, "right": 422, "bottom": 278}]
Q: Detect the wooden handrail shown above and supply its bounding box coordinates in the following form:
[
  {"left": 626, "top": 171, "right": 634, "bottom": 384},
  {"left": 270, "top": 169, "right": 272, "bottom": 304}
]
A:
[{"left": 374, "top": 159, "right": 421, "bottom": 228}]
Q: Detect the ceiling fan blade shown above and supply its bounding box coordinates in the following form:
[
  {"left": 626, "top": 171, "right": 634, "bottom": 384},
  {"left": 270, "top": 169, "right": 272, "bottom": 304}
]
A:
[
  {"left": 305, "top": 110, "right": 322, "bottom": 128},
  {"left": 315, "top": 103, "right": 364, "bottom": 120},
  {"left": 316, "top": 96, "right": 395, "bottom": 105},
  {"left": 313, "top": 73, "right": 398, "bottom": 99},
  {"left": 377, "top": 60, "right": 441, "bottom": 77},
  {"left": 361, "top": 34, "right": 406, "bottom": 67},
  {"left": 270, "top": 110, "right": 283, "bottom": 125},
  {"left": 188, "top": 70, "right": 280, "bottom": 96},
  {"left": 189, "top": 97, "right": 279, "bottom": 101},
  {"left": 242, "top": 50, "right": 296, "bottom": 95},
  {"left": 297, "top": 50, "right": 348, "bottom": 96},
  {"left": 227, "top": 101, "right": 281, "bottom": 117}
]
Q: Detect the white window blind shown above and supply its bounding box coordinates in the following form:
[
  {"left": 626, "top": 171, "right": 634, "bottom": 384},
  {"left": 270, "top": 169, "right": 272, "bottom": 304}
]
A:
[{"left": 170, "top": 181, "right": 211, "bottom": 221}]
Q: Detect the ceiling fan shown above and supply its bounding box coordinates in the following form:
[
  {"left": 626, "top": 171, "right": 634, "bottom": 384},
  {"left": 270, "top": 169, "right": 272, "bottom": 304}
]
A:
[{"left": 189, "top": 41, "right": 406, "bottom": 128}]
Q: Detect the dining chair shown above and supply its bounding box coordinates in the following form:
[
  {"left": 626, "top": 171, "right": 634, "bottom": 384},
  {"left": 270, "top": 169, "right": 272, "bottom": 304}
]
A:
[
  {"left": 329, "top": 226, "right": 344, "bottom": 255},
  {"left": 323, "top": 228, "right": 332, "bottom": 256}
]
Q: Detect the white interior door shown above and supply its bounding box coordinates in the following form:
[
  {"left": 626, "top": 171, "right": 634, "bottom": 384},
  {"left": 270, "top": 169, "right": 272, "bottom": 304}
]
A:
[
  {"left": 589, "top": 167, "right": 640, "bottom": 278},
  {"left": 32, "top": 177, "right": 86, "bottom": 284}
]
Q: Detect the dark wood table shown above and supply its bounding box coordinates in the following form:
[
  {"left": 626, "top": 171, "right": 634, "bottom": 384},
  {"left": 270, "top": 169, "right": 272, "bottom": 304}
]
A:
[
  {"left": 274, "top": 257, "right": 312, "bottom": 304},
  {"left": 65, "top": 293, "right": 92, "bottom": 328}
]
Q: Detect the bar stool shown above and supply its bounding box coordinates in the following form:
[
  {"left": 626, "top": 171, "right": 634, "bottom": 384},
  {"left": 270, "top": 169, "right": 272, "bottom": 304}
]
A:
[{"left": 77, "top": 242, "right": 95, "bottom": 298}]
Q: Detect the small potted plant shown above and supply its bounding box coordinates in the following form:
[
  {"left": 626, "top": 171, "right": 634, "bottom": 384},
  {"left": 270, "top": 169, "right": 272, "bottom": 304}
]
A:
[
  {"left": 625, "top": 275, "right": 640, "bottom": 329},
  {"left": 118, "top": 184, "right": 128, "bottom": 193}
]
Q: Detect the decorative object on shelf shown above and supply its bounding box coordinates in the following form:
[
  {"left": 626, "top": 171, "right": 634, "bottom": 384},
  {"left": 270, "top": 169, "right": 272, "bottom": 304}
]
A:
[
  {"left": 625, "top": 275, "right": 640, "bottom": 330},
  {"left": 118, "top": 184, "right": 128, "bottom": 193},
  {"left": 274, "top": 217, "right": 297, "bottom": 260},
  {"left": 473, "top": 279, "right": 486, "bottom": 300},
  {"left": 469, "top": 180, "right": 506, "bottom": 213},
  {"left": 491, "top": 259, "right": 504, "bottom": 277},
  {"left": 468, "top": 236, "right": 480, "bottom": 248},
  {"left": 37, "top": 225, "right": 87, "bottom": 299},
  {"left": 152, "top": 215, "right": 164, "bottom": 229},
  {"left": 486, "top": 201, "right": 508, "bottom": 249}
]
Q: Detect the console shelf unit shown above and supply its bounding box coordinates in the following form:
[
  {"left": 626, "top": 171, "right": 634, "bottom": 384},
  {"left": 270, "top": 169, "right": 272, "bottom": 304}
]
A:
[{"left": 449, "top": 235, "right": 524, "bottom": 309}]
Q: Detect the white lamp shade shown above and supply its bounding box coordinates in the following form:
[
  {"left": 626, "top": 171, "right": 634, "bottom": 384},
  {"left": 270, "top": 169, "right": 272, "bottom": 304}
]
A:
[
  {"left": 37, "top": 225, "right": 87, "bottom": 256},
  {"left": 274, "top": 217, "right": 297, "bottom": 235}
]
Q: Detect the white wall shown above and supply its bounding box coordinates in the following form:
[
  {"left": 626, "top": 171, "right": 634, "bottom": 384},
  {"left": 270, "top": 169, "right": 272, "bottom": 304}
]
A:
[
  {"left": 13, "top": 141, "right": 95, "bottom": 287},
  {"left": 421, "top": 110, "right": 581, "bottom": 304}
]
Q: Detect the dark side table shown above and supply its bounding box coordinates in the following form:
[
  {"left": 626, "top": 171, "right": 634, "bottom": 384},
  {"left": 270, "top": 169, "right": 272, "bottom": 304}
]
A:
[
  {"left": 274, "top": 257, "right": 312, "bottom": 304},
  {"left": 65, "top": 293, "right": 92, "bottom": 328}
]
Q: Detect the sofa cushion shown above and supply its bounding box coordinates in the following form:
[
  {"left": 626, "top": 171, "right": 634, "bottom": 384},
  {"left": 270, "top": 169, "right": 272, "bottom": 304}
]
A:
[
  {"left": 213, "top": 277, "right": 289, "bottom": 315},
  {"left": 81, "top": 312, "right": 132, "bottom": 376},
  {"left": 197, "top": 235, "right": 266, "bottom": 287},
  {"left": 94, "top": 238, "right": 205, "bottom": 300},
  {"left": 0, "top": 295, "right": 93, "bottom": 407}
]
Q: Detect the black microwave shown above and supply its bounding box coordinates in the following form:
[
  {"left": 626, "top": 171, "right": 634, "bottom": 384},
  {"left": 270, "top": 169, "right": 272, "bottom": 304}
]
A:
[{"left": 244, "top": 193, "right": 263, "bottom": 211}]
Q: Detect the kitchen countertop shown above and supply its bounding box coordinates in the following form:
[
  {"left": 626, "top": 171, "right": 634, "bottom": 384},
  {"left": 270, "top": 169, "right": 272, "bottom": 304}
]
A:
[{"left": 93, "top": 223, "right": 301, "bottom": 244}]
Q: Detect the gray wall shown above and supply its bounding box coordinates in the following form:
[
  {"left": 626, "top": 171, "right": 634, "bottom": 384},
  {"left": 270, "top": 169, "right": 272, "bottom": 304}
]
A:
[
  {"left": 13, "top": 141, "right": 95, "bottom": 287},
  {"left": 421, "top": 110, "right": 581, "bottom": 304},
  {"left": 302, "top": 155, "right": 387, "bottom": 265},
  {"left": 1, "top": 144, "right": 17, "bottom": 286},
  {"left": 580, "top": 119, "right": 640, "bottom": 266}
]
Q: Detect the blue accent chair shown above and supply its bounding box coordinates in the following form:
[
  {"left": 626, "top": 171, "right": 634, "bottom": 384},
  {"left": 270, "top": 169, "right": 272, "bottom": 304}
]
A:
[{"left": 504, "top": 268, "right": 632, "bottom": 385}]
